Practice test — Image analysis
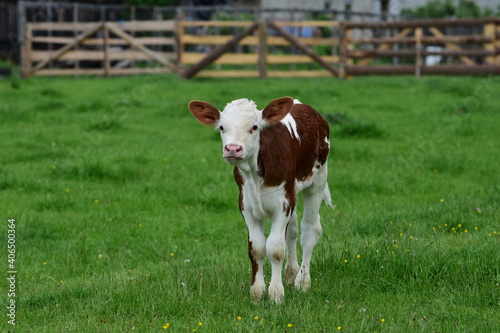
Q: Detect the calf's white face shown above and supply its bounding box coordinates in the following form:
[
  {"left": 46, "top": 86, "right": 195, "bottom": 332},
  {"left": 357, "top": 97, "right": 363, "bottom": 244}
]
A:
[
  {"left": 217, "top": 99, "right": 263, "bottom": 164},
  {"left": 188, "top": 97, "right": 294, "bottom": 165}
]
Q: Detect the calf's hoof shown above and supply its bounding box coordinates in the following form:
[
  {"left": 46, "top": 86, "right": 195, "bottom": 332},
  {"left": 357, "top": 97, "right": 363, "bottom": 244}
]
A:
[
  {"left": 294, "top": 272, "right": 311, "bottom": 292},
  {"left": 250, "top": 283, "right": 266, "bottom": 303},
  {"left": 268, "top": 283, "right": 285, "bottom": 304},
  {"left": 284, "top": 264, "right": 299, "bottom": 285}
]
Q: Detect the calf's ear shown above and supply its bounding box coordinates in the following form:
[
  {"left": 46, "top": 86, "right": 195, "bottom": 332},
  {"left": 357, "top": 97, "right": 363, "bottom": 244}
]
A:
[
  {"left": 262, "top": 97, "right": 294, "bottom": 125},
  {"left": 188, "top": 101, "right": 220, "bottom": 126}
]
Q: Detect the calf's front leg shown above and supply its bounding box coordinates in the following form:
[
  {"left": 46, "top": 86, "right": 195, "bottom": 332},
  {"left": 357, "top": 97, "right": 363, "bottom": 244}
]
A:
[
  {"left": 266, "top": 212, "right": 290, "bottom": 303},
  {"left": 245, "top": 213, "right": 266, "bottom": 302}
]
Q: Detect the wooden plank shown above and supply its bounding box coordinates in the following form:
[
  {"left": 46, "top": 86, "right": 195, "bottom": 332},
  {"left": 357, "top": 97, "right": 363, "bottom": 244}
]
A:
[
  {"left": 344, "top": 65, "right": 500, "bottom": 75},
  {"left": 182, "top": 35, "right": 253, "bottom": 45},
  {"left": 268, "top": 22, "right": 338, "bottom": 76},
  {"left": 183, "top": 22, "right": 258, "bottom": 79},
  {"left": 34, "top": 68, "right": 106, "bottom": 76},
  {"left": 28, "top": 20, "right": 175, "bottom": 32},
  {"left": 349, "top": 35, "right": 491, "bottom": 44},
  {"left": 31, "top": 23, "right": 104, "bottom": 74},
  {"left": 119, "top": 20, "right": 175, "bottom": 31},
  {"left": 181, "top": 53, "right": 339, "bottom": 65},
  {"left": 34, "top": 67, "right": 173, "bottom": 76},
  {"left": 182, "top": 53, "right": 258, "bottom": 64},
  {"left": 421, "top": 65, "right": 500, "bottom": 75},
  {"left": 268, "top": 36, "right": 340, "bottom": 46},
  {"left": 268, "top": 55, "right": 339, "bottom": 64},
  {"left": 345, "top": 65, "right": 415, "bottom": 75},
  {"left": 106, "top": 22, "right": 176, "bottom": 71},
  {"left": 428, "top": 27, "right": 474, "bottom": 65},
  {"left": 181, "top": 20, "right": 254, "bottom": 28},
  {"left": 348, "top": 49, "right": 495, "bottom": 58},
  {"left": 196, "top": 70, "right": 260, "bottom": 78},
  {"left": 268, "top": 70, "right": 333, "bottom": 77},
  {"left": 273, "top": 21, "right": 340, "bottom": 27},
  {"left": 195, "top": 70, "right": 334, "bottom": 78},
  {"left": 30, "top": 50, "right": 176, "bottom": 62},
  {"left": 32, "top": 36, "right": 176, "bottom": 46},
  {"left": 181, "top": 34, "right": 339, "bottom": 46},
  {"left": 28, "top": 21, "right": 101, "bottom": 31}
]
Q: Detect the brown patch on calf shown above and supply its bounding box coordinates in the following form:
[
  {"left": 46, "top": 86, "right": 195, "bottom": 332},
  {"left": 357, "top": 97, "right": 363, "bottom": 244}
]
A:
[
  {"left": 247, "top": 234, "right": 258, "bottom": 286},
  {"left": 272, "top": 251, "right": 284, "bottom": 263},
  {"left": 234, "top": 167, "right": 245, "bottom": 212},
  {"left": 262, "top": 97, "right": 294, "bottom": 125},
  {"left": 257, "top": 102, "right": 330, "bottom": 215}
]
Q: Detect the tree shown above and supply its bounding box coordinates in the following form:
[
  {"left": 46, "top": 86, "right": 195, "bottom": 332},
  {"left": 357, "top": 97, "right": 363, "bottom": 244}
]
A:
[{"left": 401, "top": 0, "right": 497, "bottom": 18}]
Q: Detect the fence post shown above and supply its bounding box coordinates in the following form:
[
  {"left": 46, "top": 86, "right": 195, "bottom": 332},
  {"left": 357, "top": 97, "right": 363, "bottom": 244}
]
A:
[
  {"left": 258, "top": 20, "right": 268, "bottom": 79},
  {"left": 340, "top": 23, "right": 351, "bottom": 78},
  {"left": 415, "top": 27, "right": 422, "bottom": 79},
  {"left": 103, "top": 23, "right": 111, "bottom": 76},
  {"left": 21, "top": 23, "right": 32, "bottom": 78},
  {"left": 73, "top": 2, "right": 80, "bottom": 72},
  {"left": 497, "top": 20, "right": 500, "bottom": 65},
  {"left": 484, "top": 22, "right": 495, "bottom": 65},
  {"left": 175, "top": 8, "right": 184, "bottom": 77}
]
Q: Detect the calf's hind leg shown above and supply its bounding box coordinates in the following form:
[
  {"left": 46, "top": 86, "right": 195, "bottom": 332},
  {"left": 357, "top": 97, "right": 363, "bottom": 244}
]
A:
[
  {"left": 295, "top": 188, "right": 324, "bottom": 292},
  {"left": 284, "top": 211, "right": 299, "bottom": 285}
]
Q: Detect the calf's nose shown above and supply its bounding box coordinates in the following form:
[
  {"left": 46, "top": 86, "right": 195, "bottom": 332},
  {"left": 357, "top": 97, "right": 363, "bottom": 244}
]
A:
[{"left": 224, "top": 144, "right": 243, "bottom": 157}]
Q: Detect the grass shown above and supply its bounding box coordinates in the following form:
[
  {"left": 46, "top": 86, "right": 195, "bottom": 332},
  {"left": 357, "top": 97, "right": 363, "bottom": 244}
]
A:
[{"left": 1, "top": 74, "right": 499, "bottom": 332}]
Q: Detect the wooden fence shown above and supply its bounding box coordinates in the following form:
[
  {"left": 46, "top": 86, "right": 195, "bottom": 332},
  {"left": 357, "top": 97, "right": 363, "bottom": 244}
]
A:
[
  {"left": 22, "top": 20, "right": 177, "bottom": 77},
  {"left": 21, "top": 17, "right": 500, "bottom": 78},
  {"left": 342, "top": 18, "right": 500, "bottom": 76}
]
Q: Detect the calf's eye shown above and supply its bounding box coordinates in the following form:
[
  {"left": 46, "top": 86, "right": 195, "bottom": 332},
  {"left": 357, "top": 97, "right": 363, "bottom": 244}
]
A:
[
  {"left": 250, "top": 125, "right": 258, "bottom": 133},
  {"left": 219, "top": 126, "right": 224, "bottom": 132}
]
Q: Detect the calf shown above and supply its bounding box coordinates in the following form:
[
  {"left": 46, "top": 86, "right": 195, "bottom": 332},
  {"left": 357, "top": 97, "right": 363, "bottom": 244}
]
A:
[{"left": 188, "top": 97, "right": 332, "bottom": 303}]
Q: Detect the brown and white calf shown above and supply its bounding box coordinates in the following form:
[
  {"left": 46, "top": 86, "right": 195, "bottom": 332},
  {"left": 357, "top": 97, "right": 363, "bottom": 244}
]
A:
[{"left": 188, "top": 97, "right": 332, "bottom": 303}]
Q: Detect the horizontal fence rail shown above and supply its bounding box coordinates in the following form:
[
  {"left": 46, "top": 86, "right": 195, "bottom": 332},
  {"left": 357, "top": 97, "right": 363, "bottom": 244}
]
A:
[
  {"left": 20, "top": 17, "right": 500, "bottom": 78},
  {"left": 341, "top": 18, "right": 500, "bottom": 77}
]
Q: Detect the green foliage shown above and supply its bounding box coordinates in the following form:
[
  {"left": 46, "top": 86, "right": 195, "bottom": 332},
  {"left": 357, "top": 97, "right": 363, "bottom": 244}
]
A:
[
  {"left": 0, "top": 75, "right": 499, "bottom": 332},
  {"left": 124, "top": 0, "right": 175, "bottom": 6},
  {"left": 401, "top": 0, "right": 497, "bottom": 18}
]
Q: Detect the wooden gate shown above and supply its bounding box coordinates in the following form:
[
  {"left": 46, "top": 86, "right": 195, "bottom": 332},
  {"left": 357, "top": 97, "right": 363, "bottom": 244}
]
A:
[
  {"left": 178, "top": 20, "right": 341, "bottom": 78},
  {"left": 22, "top": 20, "right": 177, "bottom": 77}
]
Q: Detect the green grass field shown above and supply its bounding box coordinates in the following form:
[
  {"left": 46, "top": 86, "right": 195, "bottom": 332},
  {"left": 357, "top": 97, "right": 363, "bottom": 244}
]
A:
[{"left": 1, "top": 74, "right": 499, "bottom": 332}]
